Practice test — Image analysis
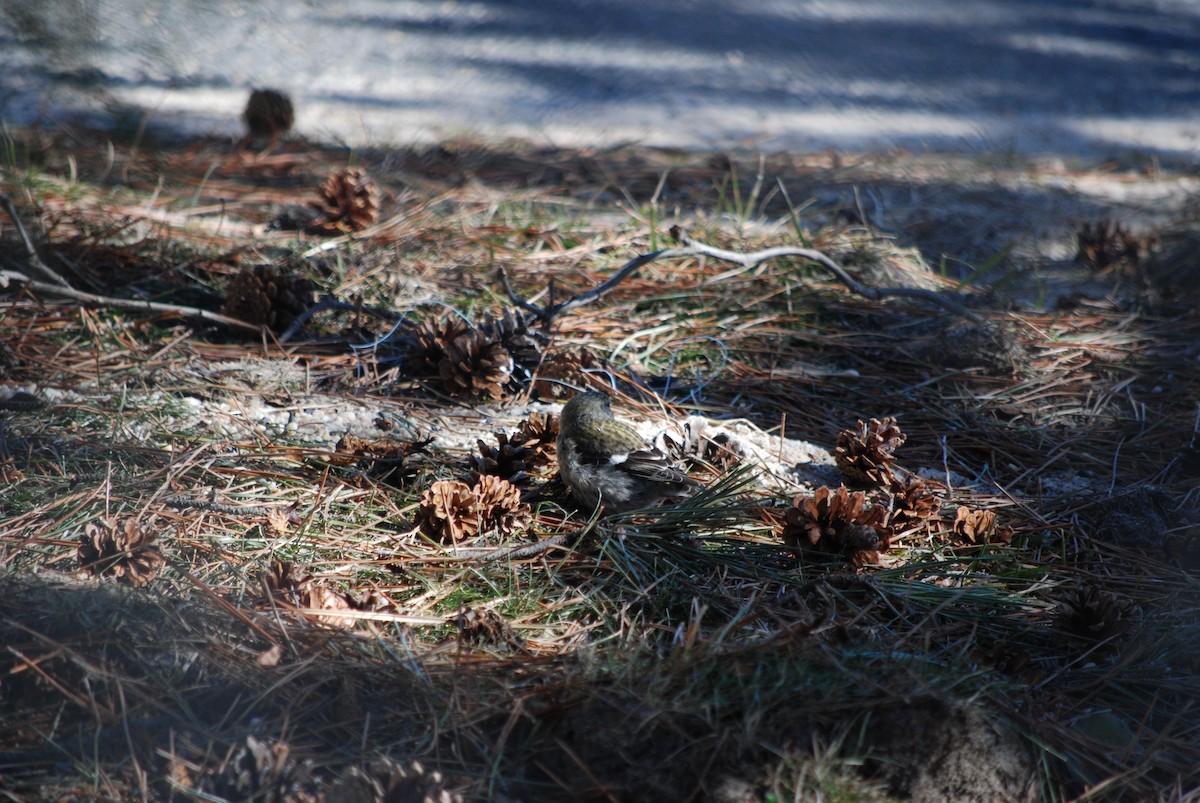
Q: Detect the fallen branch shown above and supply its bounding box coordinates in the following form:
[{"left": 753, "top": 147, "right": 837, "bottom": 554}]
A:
[
  {"left": 502, "top": 226, "right": 982, "bottom": 324},
  {"left": 499, "top": 248, "right": 666, "bottom": 325},
  {"left": 471, "top": 515, "right": 600, "bottom": 563},
  {"left": 0, "top": 194, "right": 72, "bottom": 287},
  {"left": 1, "top": 194, "right": 265, "bottom": 334},
  {"left": 277, "top": 298, "right": 402, "bottom": 343},
  {"left": 475, "top": 532, "right": 579, "bottom": 562},
  {"left": 0, "top": 268, "right": 266, "bottom": 332}
]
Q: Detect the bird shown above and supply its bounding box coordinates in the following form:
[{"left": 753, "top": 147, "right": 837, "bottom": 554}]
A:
[
  {"left": 240, "top": 88, "right": 294, "bottom": 152},
  {"left": 557, "top": 390, "right": 704, "bottom": 514}
]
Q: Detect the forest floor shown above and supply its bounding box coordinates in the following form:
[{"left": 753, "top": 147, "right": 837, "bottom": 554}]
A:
[{"left": 1, "top": 125, "right": 1199, "bottom": 801}]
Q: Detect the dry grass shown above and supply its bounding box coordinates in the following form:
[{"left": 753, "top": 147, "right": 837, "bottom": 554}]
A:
[{"left": 1, "top": 125, "right": 1198, "bottom": 802}]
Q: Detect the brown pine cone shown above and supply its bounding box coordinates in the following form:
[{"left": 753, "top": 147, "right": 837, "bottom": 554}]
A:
[
  {"left": 77, "top": 518, "right": 165, "bottom": 586},
  {"left": 779, "top": 485, "right": 890, "bottom": 566},
  {"left": 242, "top": 88, "right": 294, "bottom": 145}
]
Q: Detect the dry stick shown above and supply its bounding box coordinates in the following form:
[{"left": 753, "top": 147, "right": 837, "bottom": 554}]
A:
[
  {"left": 277, "top": 298, "right": 401, "bottom": 343},
  {"left": 502, "top": 233, "right": 983, "bottom": 323},
  {"left": 474, "top": 516, "right": 601, "bottom": 563},
  {"left": 476, "top": 532, "right": 578, "bottom": 563},
  {"left": 1, "top": 194, "right": 265, "bottom": 334},
  {"left": 0, "top": 194, "right": 73, "bottom": 287},
  {"left": 499, "top": 249, "right": 668, "bottom": 323},
  {"left": 165, "top": 495, "right": 286, "bottom": 517},
  {"left": 0, "top": 269, "right": 265, "bottom": 332}
]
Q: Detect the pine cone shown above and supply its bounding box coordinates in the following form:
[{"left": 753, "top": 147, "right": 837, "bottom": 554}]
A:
[
  {"left": 262, "top": 559, "right": 314, "bottom": 598},
  {"left": 951, "top": 505, "right": 1006, "bottom": 545},
  {"left": 531, "top": 348, "right": 604, "bottom": 401},
  {"left": 780, "top": 486, "right": 890, "bottom": 566},
  {"left": 473, "top": 433, "right": 535, "bottom": 484},
  {"left": 1060, "top": 586, "right": 1132, "bottom": 641},
  {"left": 456, "top": 605, "right": 526, "bottom": 651},
  {"left": 403, "top": 315, "right": 515, "bottom": 400},
  {"left": 474, "top": 474, "right": 530, "bottom": 538},
  {"left": 224, "top": 264, "right": 314, "bottom": 332},
  {"left": 242, "top": 88, "right": 294, "bottom": 144},
  {"left": 473, "top": 413, "right": 559, "bottom": 483},
  {"left": 260, "top": 559, "right": 358, "bottom": 628},
  {"left": 327, "top": 758, "right": 463, "bottom": 803},
  {"left": 512, "top": 412, "right": 559, "bottom": 461},
  {"left": 835, "top": 417, "right": 906, "bottom": 487},
  {"left": 415, "top": 477, "right": 529, "bottom": 544},
  {"left": 310, "top": 167, "right": 379, "bottom": 233},
  {"left": 439, "top": 329, "right": 514, "bottom": 400},
  {"left": 333, "top": 433, "right": 432, "bottom": 487},
  {"left": 404, "top": 316, "right": 473, "bottom": 376},
  {"left": 77, "top": 518, "right": 165, "bottom": 586},
  {"left": 415, "top": 480, "right": 481, "bottom": 544},
  {"left": 478, "top": 308, "right": 545, "bottom": 381},
  {"left": 202, "top": 736, "right": 320, "bottom": 803},
  {"left": 887, "top": 474, "right": 940, "bottom": 535},
  {"left": 1076, "top": 220, "right": 1139, "bottom": 272}
]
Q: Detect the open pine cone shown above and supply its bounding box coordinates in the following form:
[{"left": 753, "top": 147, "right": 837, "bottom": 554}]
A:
[
  {"left": 474, "top": 433, "right": 535, "bottom": 484},
  {"left": 951, "top": 505, "right": 1009, "bottom": 545},
  {"left": 224, "top": 263, "right": 314, "bottom": 332},
  {"left": 1075, "top": 219, "right": 1140, "bottom": 272},
  {"left": 262, "top": 559, "right": 313, "bottom": 597},
  {"left": 1059, "top": 585, "right": 1133, "bottom": 642},
  {"left": 260, "top": 559, "right": 363, "bottom": 628},
  {"left": 77, "top": 518, "right": 165, "bottom": 586},
  {"left": 439, "top": 329, "right": 514, "bottom": 400},
  {"left": 456, "top": 605, "right": 527, "bottom": 651},
  {"left": 531, "top": 347, "right": 604, "bottom": 401},
  {"left": 200, "top": 736, "right": 319, "bottom": 803},
  {"left": 474, "top": 475, "right": 530, "bottom": 537},
  {"left": 327, "top": 758, "right": 464, "bottom": 803},
  {"left": 886, "top": 474, "right": 940, "bottom": 536},
  {"left": 415, "top": 477, "right": 530, "bottom": 544},
  {"left": 780, "top": 485, "right": 890, "bottom": 566},
  {"left": 513, "top": 412, "right": 558, "bottom": 459},
  {"left": 473, "top": 413, "right": 559, "bottom": 484},
  {"left": 403, "top": 311, "right": 545, "bottom": 400},
  {"left": 479, "top": 308, "right": 545, "bottom": 382},
  {"left": 310, "top": 167, "right": 379, "bottom": 233},
  {"left": 834, "top": 417, "right": 906, "bottom": 487},
  {"left": 333, "top": 433, "right": 432, "bottom": 487},
  {"left": 404, "top": 316, "right": 473, "bottom": 376}
]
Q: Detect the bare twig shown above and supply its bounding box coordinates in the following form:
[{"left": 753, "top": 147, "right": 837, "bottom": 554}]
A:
[
  {"left": 500, "top": 249, "right": 669, "bottom": 325},
  {"left": 2, "top": 194, "right": 266, "bottom": 333},
  {"left": 472, "top": 516, "right": 600, "bottom": 563},
  {"left": 501, "top": 229, "right": 982, "bottom": 324},
  {"left": 1, "top": 194, "right": 73, "bottom": 287},
  {"left": 673, "top": 233, "right": 981, "bottom": 320},
  {"left": 475, "top": 531, "right": 580, "bottom": 562},
  {"left": 277, "top": 298, "right": 403, "bottom": 343},
  {"left": 1, "top": 268, "right": 265, "bottom": 333},
  {"left": 165, "top": 496, "right": 294, "bottom": 517}
]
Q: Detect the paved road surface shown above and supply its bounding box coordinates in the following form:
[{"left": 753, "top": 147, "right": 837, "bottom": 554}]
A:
[{"left": 1, "top": 0, "right": 1198, "bottom": 160}]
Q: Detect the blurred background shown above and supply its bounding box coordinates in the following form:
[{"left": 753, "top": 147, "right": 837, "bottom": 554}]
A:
[{"left": 1, "top": 0, "right": 1198, "bottom": 160}]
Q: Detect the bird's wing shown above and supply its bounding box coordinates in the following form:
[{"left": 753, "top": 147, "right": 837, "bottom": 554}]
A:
[{"left": 612, "top": 448, "right": 700, "bottom": 488}]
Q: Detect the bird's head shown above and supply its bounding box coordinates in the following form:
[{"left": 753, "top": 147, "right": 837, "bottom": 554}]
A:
[{"left": 560, "top": 390, "right": 614, "bottom": 429}]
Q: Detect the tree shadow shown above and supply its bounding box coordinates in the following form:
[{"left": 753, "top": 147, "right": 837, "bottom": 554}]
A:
[{"left": 1, "top": 0, "right": 1198, "bottom": 160}]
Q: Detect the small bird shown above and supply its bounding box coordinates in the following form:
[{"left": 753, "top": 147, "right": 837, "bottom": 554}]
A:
[
  {"left": 557, "top": 391, "right": 703, "bottom": 514},
  {"left": 241, "top": 88, "right": 294, "bottom": 152}
]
